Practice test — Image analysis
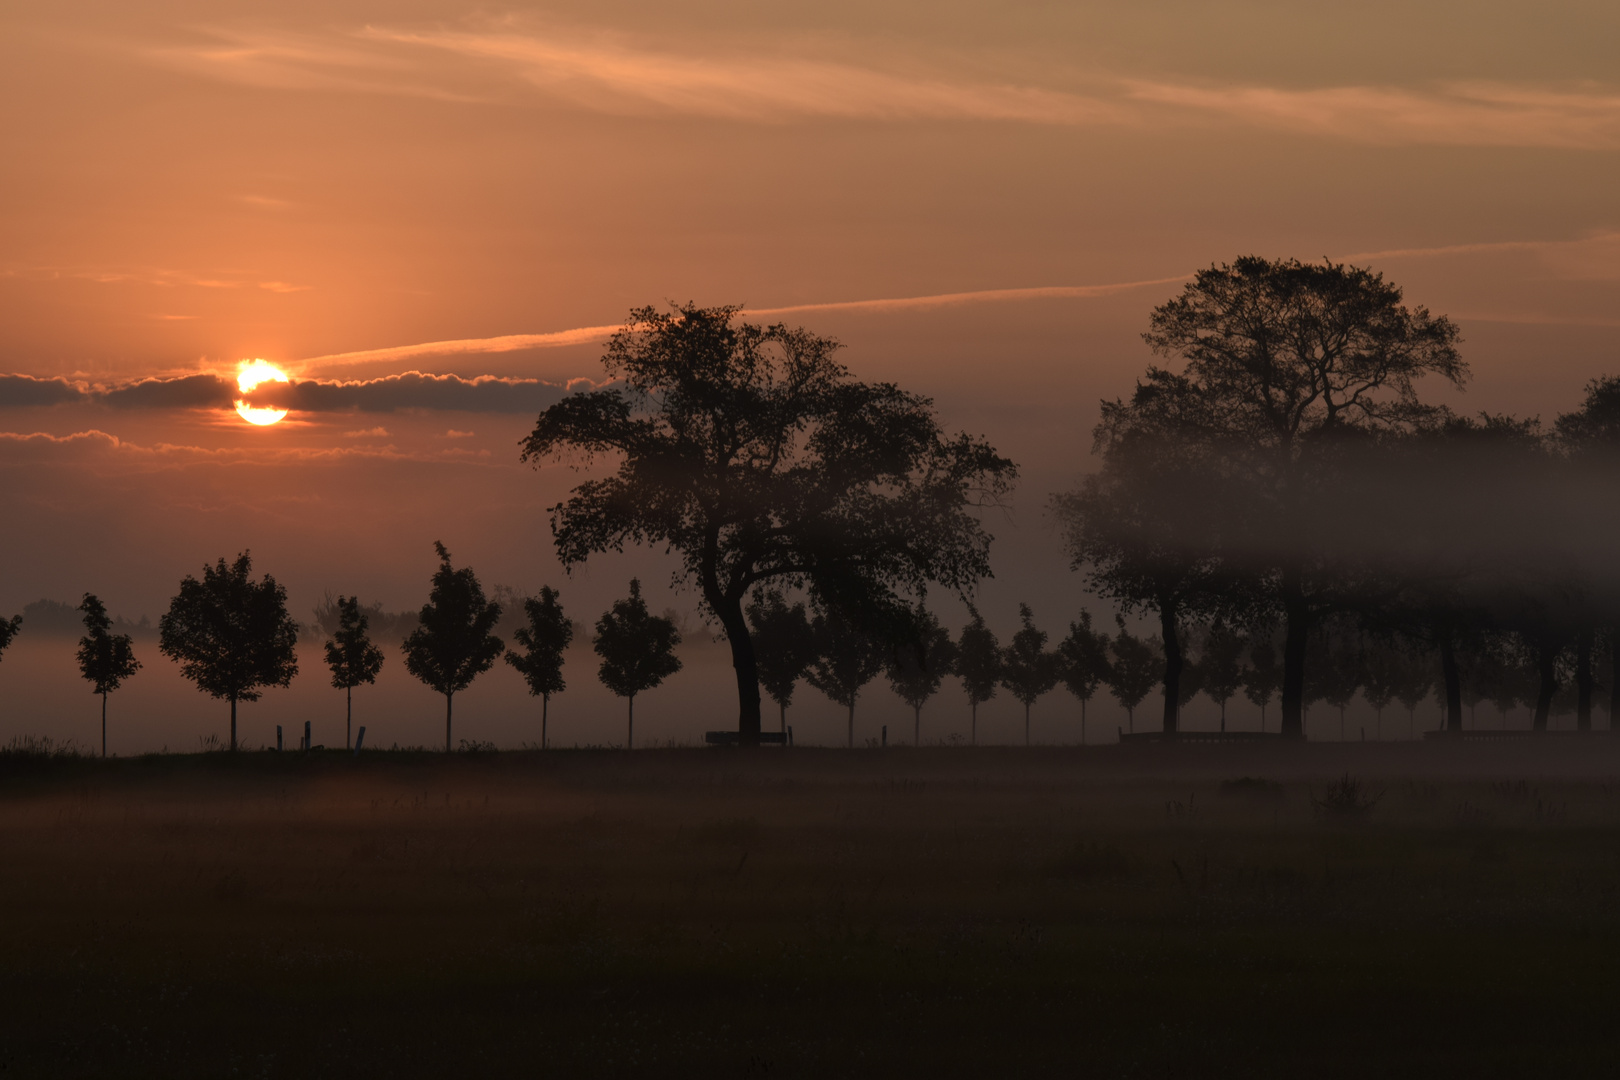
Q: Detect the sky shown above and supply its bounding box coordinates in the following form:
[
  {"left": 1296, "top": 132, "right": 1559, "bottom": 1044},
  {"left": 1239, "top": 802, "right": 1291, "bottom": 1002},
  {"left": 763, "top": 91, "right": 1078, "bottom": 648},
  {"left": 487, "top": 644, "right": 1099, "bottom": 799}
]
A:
[{"left": 2, "top": 2, "right": 1618, "bottom": 748}]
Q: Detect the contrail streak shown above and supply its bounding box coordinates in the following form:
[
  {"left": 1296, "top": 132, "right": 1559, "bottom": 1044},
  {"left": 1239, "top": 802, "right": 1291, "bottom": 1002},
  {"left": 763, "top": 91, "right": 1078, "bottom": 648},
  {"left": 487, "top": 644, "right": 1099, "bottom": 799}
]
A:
[{"left": 300, "top": 276, "right": 1190, "bottom": 371}]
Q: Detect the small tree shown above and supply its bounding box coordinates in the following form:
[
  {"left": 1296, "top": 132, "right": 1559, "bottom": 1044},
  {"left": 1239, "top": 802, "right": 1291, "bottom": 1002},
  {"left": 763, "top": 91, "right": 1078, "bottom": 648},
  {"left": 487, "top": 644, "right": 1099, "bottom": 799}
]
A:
[
  {"left": 885, "top": 603, "right": 958, "bottom": 746},
  {"left": 1057, "top": 610, "right": 1111, "bottom": 744},
  {"left": 1106, "top": 617, "right": 1162, "bottom": 733},
  {"left": 746, "top": 589, "right": 817, "bottom": 734},
  {"left": 159, "top": 552, "right": 299, "bottom": 751},
  {"left": 324, "top": 595, "right": 384, "bottom": 750},
  {"left": 594, "top": 579, "right": 682, "bottom": 750},
  {"left": 1199, "top": 624, "right": 1247, "bottom": 733},
  {"left": 955, "top": 608, "right": 1001, "bottom": 745},
  {"left": 1001, "top": 604, "right": 1059, "bottom": 746},
  {"left": 806, "top": 605, "right": 886, "bottom": 748},
  {"left": 506, "top": 586, "right": 573, "bottom": 749},
  {"left": 1243, "top": 634, "right": 1283, "bottom": 731},
  {"left": 402, "top": 542, "right": 504, "bottom": 752},
  {"left": 76, "top": 593, "right": 140, "bottom": 757}
]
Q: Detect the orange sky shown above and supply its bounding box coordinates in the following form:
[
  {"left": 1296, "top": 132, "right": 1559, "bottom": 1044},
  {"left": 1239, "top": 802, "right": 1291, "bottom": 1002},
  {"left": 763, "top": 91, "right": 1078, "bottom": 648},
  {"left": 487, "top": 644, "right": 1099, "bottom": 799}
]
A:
[{"left": 3, "top": 0, "right": 1619, "bottom": 627}]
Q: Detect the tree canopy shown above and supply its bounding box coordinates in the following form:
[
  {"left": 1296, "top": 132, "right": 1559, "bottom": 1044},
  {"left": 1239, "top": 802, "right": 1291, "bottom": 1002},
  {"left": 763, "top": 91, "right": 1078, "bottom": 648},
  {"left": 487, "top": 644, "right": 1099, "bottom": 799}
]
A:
[
  {"left": 506, "top": 586, "right": 574, "bottom": 749},
  {"left": 1000, "top": 604, "right": 1059, "bottom": 745},
  {"left": 954, "top": 608, "right": 1001, "bottom": 745},
  {"left": 402, "top": 542, "right": 504, "bottom": 752},
  {"left": 594, "top": 579, "right": 682, "bottom": 749},
  {"left": 77, "top": 593, "right": 140, "bottom": 757},
  {"left": 521, "top": 303, "right": 1015, "bottom": 745},
  {"left": 884, "top": 602, "right": 957, "bottom": 746},
  {"left": 746, "top": 589, "right": 817, "bottom": 732},
  {"left": 158, "top": 552, "right": 298, "bottom": 751},
  {"left": 324, "top": 594, "right": 385, "bottom": 750},
  {"left": 805, "top": 604, "right": 886, "bottom": 748}
]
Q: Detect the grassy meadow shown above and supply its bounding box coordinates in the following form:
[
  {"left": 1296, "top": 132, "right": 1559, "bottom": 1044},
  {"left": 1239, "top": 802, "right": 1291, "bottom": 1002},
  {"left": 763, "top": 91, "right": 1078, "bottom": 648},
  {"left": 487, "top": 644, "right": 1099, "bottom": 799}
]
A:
[{"left": 4, "top": 741, "right": 1620, "bottom": 1077}]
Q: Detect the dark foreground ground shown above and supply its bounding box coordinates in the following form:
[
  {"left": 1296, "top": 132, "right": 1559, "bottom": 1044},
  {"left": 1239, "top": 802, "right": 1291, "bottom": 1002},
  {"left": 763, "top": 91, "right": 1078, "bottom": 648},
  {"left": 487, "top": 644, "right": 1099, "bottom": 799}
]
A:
[{"left": 5, "top": 741, "right": 1620, "bottom": 1078}]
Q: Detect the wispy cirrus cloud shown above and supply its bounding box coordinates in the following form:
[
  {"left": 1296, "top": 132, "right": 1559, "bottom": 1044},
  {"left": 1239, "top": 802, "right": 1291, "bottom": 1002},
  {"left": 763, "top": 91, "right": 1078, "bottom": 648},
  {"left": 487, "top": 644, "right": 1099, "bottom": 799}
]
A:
[
  {"left": 141, "top": 21, "right": 1620, "bottom": 150},
  {"left": 1, "top": 265, "right": 311, "bottom": 292}
]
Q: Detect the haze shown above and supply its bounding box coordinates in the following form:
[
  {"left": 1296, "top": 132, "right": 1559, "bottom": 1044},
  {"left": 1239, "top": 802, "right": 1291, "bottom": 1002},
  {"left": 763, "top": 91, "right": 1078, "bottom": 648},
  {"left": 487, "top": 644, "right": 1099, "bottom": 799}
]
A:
[{"left": 3, "top": 1, "right": 1618, "bottom": 749}]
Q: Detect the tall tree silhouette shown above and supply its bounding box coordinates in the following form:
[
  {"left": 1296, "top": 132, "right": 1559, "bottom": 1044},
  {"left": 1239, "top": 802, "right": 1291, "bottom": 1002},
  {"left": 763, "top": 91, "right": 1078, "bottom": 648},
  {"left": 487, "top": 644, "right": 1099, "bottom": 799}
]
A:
[
  {"left": 521, "top": 304, "right": 1015, "bottom": 746},
  {"left": 805, "top": 605, "right": 886, "bottom": 748},
  {"left": 402, "top": 542, "right": 504, "bottom": 752},
  {"left": 594, "top": 579, "right": 681, "bottom": 750},
  {"left": 885, "top": 603, "right": 957, "bottom": 746},
  {"left": 1057, "top": 611, "right": 1111, "bottom": 743},
  {"left": 159, "top": 552, "right": 298, "bottom": 751},
  {"left": 955, "top": 608, "right": 1001, "bottom": 746},
  {"left": 746, "top": 589, "right": 816, "bottom": 735},
  {"left": 505, "top": 586, "right": 573, "bottom": 749},
  {"left": 1107, "top": 617, "right": 1162, "bottom": 734},
  {"left": 1130, "top": 257, "right": 1465, "bottom": 737},
  {"left": 1055, "top": 393, "right": 1240, "bottom": 733},
  {"left": 1000, "top": 604, "right": 1059, "bottom": 745},
  {"left": 324, "top": 595, "right": 384, "bottom": 750},
  {"left": 76, "top": 594, "right": 140, "bottom": 757}
]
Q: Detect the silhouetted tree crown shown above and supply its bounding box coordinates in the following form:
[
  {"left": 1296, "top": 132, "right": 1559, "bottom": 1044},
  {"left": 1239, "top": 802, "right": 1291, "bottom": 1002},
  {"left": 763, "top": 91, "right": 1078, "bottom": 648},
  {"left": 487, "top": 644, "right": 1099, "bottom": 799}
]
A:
[
  {"left": 0, "top": 612, "right": 21, "bottom": 660},
  {"left": 1088, "top": 257, "right": 1466, "bottom": 737},
  {"left": 594, "top": 579, "right": 682, "bottom": 700},
  {"left": 805, "top": 605, "right": 886, "bottom": 748},
  {"left": 402, "top": 542, "right": 504, "bottom": 751},
  {"left": 77, "top": 593, "right": 140, "bottom": 696},
  {"left": 325, "top": 595, "right": 384, "bottom": 692},
  {"left": 158, "top": 552, "right": 299, "bottom": 751},
  {"left": 520, "top": 303, "right": 1016, "bottom": 744},
  {"left": 1106, "top": 616, "right": 1162, "bottom": 731},
  {"left": 746, "top": 589, "right": 817, "bottom": 725},
  {"left": 885, "top": 602, "right": 957, "bottom": 744},
  {"left": 1001, "top": 604, "right": 1060, "bottom": 744},
  {"left": 507, "top": 586, "right": 573, "bottom": 699}
]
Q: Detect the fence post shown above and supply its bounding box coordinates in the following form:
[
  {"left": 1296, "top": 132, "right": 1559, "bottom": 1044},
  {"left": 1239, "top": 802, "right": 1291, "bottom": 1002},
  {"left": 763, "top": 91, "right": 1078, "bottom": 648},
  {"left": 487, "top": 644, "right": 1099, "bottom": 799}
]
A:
[
  {"left": 354, "top": 726, "right": 366, "bottom": 755},
  {"left": 881, "top": 725, "right": 887, "bottom": 748},
  {"left": 304, "top": 720, "right": 311, "bottom": 751},
  {"left": 787, "top": 725, "right": 793, "bottom": 748},
  {"left": 276, "top": 725, "right": 283, "bottom": 752}
]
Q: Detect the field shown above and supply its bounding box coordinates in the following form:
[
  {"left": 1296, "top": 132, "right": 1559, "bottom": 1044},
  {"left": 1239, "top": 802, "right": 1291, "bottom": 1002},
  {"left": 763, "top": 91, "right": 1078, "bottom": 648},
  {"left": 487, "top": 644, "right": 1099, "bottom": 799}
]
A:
[{"left": 5, "top": 742, "right": 1620, "bottom": 1078}]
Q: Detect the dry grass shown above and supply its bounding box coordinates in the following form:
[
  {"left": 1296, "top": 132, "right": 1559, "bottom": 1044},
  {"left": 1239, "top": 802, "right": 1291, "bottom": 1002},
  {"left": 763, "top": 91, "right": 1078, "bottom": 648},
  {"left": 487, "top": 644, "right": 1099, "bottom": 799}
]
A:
[{"left": 4, "top": 744, "right": 1620, "bottom": 1077}]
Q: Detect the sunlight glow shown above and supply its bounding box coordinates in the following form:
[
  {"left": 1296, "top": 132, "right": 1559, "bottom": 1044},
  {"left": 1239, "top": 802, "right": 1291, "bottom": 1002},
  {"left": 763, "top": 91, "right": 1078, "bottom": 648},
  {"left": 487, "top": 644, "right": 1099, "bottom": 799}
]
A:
[{"left": 234, "top": 359, "right": 290, "bottom": 426}]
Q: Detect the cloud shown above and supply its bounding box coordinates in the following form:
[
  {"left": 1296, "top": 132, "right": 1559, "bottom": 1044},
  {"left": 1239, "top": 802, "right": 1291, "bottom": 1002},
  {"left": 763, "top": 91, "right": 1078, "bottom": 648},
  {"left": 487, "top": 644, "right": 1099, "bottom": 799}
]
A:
[
  {"left": 0, "top": 375, "right": 89, "bottom": 408},
  {"left": 444, "top": 429, "right": 474, "bottom": 438},
  {"left": 0, "top": 429, "right": 502, "bottom": 468},
  {"left": 1124, "top": 79, "right": 1620, "bottom": 151},
  {"left": 0, "top": 371, "right": 568, "bottom": 416},
  {"left": 343, "top": 426, "right": 390, "bottom": 437},
  {"left": 1, "top": 265, "right": 310, "bottom": 292},
  {"left": 140, "top": 22, "right": 1620, "bottom": 150},
  {"left": 302, "top": 325, "right": 621, "bottom": 369}
]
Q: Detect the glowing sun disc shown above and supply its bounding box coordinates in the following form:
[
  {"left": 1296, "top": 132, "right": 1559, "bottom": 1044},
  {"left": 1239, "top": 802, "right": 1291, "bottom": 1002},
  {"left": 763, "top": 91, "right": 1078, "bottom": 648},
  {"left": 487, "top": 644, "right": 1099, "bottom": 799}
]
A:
[{"left": 234, "top": 359, "right": 289, "bottom": 426}]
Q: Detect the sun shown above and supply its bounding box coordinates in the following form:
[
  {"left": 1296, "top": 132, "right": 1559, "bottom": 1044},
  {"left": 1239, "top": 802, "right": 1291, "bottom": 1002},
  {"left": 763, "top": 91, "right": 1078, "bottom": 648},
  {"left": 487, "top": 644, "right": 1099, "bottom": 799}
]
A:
[{"left": 234, "top": 359, "right": 289, "bottom": 426}]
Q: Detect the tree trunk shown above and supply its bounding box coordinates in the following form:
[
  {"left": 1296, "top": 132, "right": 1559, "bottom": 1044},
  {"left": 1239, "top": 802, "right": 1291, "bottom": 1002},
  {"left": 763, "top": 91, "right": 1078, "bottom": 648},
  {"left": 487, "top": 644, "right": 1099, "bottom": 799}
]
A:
[
  {"left": 707, "top": 583, "right": 762, "bottom": 747},
  {"left": 1159, "top": 602, "right": 1182, "bottom": 734},
  {"left": 780, "top": 701, "right": 787, "bottom": 735},
  {"left": 1024, "top": 702, "right": 1031, "bottom": 746},
  {"left": 847, "top": 702, "right": 855, "bottom": 749},
  {"left": 914, "top": 705, "right": 921, "bottom": 747},
  {"left": 627, "top": 694, "right": 634, "bottom": 750},
  {"left": 1081, "top": 697, "right": 1087, "bottom": 745},
  {"left": 346, "top": 684, "right": 353, "bottom": 750},
  {"left": 542, "top": 693, "right": 549, "bottom": 750},
  {"left": 1279, "top": 575, "right": 1309, "bottom": 738},
  {"left": 101, "top": 692, "right": 108, "bottom": 758},
  {"left": 445, "top": 693, "right": 453, "bottom": 752},
  {"left": 230, "top": 695, "right": 237, "bottom": 752},
  {"left": 1576, "top": 628, "right": 1594, "bottom": 731},
  {"left": 971, "top": 700, "right": 977, "bottom": 746},
  {"left": 1219, "top": 700, "right": 1226, "bottom": 733},
  {"left": 1439, "top": 632, "right": 1463, "bottom": 732},
  {"left": 1533, "top": 643, "right": 1557, "bottom": 731}
]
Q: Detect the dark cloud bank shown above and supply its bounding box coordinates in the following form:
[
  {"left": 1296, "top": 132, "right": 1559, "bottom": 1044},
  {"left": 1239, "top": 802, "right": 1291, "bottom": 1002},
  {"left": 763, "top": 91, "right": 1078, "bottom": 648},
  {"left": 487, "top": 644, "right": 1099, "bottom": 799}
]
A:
[{"left": 0, "top": 372, "right": 569, "bottom": 414}]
